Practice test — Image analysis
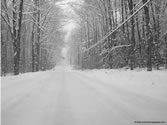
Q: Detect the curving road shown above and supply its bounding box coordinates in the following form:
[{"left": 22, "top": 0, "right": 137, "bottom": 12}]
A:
[{"left": 1, "top": 68, "right": 167, "bottom": 125}]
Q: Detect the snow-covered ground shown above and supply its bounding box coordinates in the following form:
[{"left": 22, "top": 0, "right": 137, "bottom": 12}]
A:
[
  {"left": 82, "top": 69, "right": 167, "bottom": 102},
  {"left": 1, "top": 67, "right": 167, "bottom": 125}
]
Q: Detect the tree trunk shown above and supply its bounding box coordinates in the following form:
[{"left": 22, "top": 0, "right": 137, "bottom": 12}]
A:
[
  {"left": 165, "top": 35, "right": 167, "bottom": 69},
  {"left": 13, "top": 0, "right": 24, "bottom": 75},
  {"left": 1, "top": 30, "right": 8, "bottom": 76},
  {"left": 31, "top": 22, "right": 36, "bottom": 72},
  {"left": 36, "top": 0, "right": 41, "bottom": 71},
  {"left": 136, "top": 14, "right": 142, "bottom": 68},
  {"left": 128, "top": 0, "right": 135, "bottom": 70},
  {"left": 142, "top": 0, "right": 152, "bottom": 71},
  {"left": 121, "top": 0, "right": 125, "bottom": 33}
]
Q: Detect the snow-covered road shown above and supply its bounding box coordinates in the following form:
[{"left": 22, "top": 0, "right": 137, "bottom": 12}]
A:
[{"left": 1, "top": 68, "right": 167, "bottom": 125}]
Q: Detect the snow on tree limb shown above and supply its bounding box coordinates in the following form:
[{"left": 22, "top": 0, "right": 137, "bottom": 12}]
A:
[{"left": 81, "top": 0, "right": 151, "bottom": 54}]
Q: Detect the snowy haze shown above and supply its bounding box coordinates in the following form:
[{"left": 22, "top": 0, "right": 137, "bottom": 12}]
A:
[
  {"left": 63, "top": 20, "right": 78, "bottom": 43},
  {"left": 56, "top": 0, "right": 81, "bottom": 65}
]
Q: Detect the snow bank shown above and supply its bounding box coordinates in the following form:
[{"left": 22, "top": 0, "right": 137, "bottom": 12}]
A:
[{"left": 82, "top": 69, "right": 167, "bottom": 102}]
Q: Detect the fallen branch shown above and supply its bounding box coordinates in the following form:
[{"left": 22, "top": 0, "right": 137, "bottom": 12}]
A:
[{"left": 108, "top": 44, "right": 131, "bottom": 54}]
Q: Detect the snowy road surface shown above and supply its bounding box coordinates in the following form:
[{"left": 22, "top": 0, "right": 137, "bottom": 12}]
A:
[{"left": 1, "top": 68, "right": 167, "bottom": 125}]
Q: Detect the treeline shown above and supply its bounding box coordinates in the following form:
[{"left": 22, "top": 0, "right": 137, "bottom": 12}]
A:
[
  {"left": 1, "top": 0, "right": 64, "bottom": 76},
  {"left": 70, "top": 0, "right": 167, "bottom": 71}
]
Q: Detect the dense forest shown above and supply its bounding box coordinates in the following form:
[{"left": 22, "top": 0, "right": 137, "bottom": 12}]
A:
[
  {"left": 1, "top": 0, "right": 65, "bottom": 75},
  {"left": 69, "top": 0, "right": 167, "bottom": 71},
  {"left": 1, "top": 0, "right": 167, "bottom": 76}
]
